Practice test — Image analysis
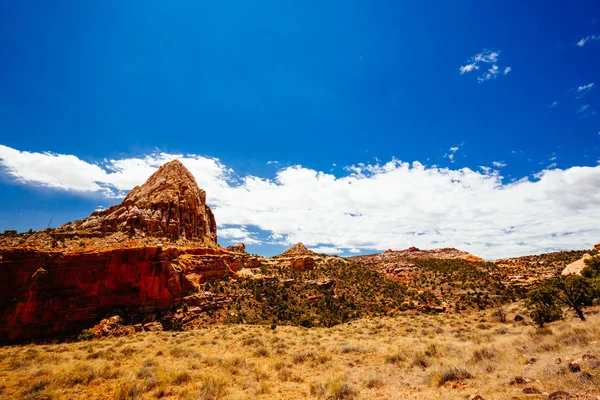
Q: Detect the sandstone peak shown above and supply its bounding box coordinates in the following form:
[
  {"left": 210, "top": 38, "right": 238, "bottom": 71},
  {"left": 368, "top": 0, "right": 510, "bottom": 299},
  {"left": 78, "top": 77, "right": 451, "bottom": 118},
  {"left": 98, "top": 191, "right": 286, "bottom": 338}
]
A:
[
  {"left": 64, "top": 160, "right": 217, "bottom": 241},
  {"left": 281, "top": 242, "right": 315, "bottom": 257},
  {"left": 226, "top": 242, "right": 247, "bottom": 254}
]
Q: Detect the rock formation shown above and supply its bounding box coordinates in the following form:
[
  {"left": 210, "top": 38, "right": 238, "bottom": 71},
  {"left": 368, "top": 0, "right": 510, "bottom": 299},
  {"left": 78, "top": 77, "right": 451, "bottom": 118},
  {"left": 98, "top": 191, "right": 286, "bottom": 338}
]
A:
[
  {"left": 63, "top": 160, "right": 217, "bottom": 242},
  {"left": 0, "top": 160, "right": 252, "bottom": 342},
  {"left": 562, "top": 253, "right": 592, "bottom": 276},
  {"left": 226, "top": 242, "right": 247, "bottom": 253},
  {"left": 281, "top": 242, "right": 316, "bottom": 257}
]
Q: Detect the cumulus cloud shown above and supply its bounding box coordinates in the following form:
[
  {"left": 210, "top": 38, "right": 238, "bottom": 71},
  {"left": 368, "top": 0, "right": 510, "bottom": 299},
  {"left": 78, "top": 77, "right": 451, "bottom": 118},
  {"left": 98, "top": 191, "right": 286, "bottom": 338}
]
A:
[
  {"left": 459, "top": 49, "right": 511, "bottom": 83},
  {"left": 218, "top": 226, "right": 262, "bottom": 245},
  {"left": 492, "top": 161, "right": 507, "bottom": 168},
  {"left": 1, "top": 144, "right": 600, "bottom": 259},
  {"left": 577, "top": 35, "right": 600, "bottom": 47}
]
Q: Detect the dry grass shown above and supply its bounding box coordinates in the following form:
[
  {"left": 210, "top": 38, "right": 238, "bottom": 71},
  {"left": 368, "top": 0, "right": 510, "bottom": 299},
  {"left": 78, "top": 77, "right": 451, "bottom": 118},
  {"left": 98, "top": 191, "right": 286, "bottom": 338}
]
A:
[{"left": 1, "top": 304, "right": 599, "bottom": 399}]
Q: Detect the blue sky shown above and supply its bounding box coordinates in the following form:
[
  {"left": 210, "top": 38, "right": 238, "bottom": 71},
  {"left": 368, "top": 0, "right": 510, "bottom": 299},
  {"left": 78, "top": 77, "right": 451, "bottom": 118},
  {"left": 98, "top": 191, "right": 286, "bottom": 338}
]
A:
[{"left": 1, "top": 1, "right": 599, "bottom": 259}]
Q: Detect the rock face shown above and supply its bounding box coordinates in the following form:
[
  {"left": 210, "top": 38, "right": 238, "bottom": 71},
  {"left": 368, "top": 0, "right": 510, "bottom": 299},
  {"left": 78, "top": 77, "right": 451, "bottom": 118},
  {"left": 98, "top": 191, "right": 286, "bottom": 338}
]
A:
[
  {"left": 64, "top": 160, "right": 217, "bottom": 242},
  {"left": 0, "top": 246, "right": 250, "bottom": 342},
  {"left": 291, "top": 257, "right": 316, "bottom": 271}
]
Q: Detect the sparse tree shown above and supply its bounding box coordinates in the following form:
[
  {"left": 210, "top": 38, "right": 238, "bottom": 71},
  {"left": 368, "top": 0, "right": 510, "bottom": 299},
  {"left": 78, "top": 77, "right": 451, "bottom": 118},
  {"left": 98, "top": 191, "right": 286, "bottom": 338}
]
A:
[{"left": 525, "top": 283, "right": 562, "bottom": 328}]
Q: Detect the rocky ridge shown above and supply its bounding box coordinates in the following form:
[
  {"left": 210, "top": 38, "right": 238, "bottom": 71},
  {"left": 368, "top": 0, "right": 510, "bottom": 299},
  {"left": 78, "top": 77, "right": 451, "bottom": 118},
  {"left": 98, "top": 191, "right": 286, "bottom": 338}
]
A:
[
  {"left": 493, "top": 248, "right": 596, "bottom": 287},
  {"left": 349, "top": 246, "right": 486, "bottom": 273}
]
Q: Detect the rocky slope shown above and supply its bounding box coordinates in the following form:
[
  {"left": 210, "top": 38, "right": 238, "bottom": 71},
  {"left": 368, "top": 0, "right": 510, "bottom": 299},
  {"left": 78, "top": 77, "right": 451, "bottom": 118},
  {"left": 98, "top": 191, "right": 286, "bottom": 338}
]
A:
[{"left": 493, "top": 248, "right": 596, "bottom": 287}]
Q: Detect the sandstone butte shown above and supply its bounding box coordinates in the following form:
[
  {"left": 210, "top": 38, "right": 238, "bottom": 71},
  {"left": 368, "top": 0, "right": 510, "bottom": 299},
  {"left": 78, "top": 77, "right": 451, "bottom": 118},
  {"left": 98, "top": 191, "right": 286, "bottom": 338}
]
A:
[{"left": 0, "top": 160, "right": 254, "bottom": 343}]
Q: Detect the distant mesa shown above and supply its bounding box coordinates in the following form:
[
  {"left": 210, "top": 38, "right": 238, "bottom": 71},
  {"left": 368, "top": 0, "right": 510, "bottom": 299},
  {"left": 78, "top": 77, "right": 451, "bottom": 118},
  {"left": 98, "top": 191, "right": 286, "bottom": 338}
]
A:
[
  {"left": 62, "top": 160, "right": 217, "bottom": 242},
  {"left": 352, "top": 246, "right": 485, "bottom": 263},
  {"left": 226, "top": 242, "right": 247, "bottom": 254}
]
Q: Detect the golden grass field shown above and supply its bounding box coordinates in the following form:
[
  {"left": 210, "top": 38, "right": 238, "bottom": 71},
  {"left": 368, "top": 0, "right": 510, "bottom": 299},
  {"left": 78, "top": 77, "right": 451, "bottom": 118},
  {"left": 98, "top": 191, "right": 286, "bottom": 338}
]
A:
[{"left": 1, "top": 304, "right": 599, "bottom": 400}]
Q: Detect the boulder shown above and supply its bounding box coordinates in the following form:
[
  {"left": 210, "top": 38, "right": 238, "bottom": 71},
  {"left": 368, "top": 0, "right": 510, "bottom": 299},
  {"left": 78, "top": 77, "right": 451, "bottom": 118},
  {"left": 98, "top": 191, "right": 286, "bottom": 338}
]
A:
[
  {"left": 143, "top": 321, "right": 163, "bottom": 332},
  {"left": 548, "top": 392, "right": 573, "bottom": 400}
]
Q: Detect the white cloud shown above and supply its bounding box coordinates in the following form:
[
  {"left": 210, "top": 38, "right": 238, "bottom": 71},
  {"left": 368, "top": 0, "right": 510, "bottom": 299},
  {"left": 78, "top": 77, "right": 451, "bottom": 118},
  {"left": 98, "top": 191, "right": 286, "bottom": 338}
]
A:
[
  {"left": 577, "top": 35, "right": 599, "bottom": 47},
  {"left": 478, "top": 65, "right": 500, "bottom": 83},
  {"left": 549, "top": 101, "right": 559, "bottom": 108},
  {"left": 219, "top": 226, "right": 262, "bottom": 244},
  {"left": 267, "top": 160, "right": 279, "bottom": 165},
  {"left": 445, "top": 144, "right": 463, "bottom": 163},
  {"left": 309, "top": 246, "right": 344, "bottom": 254},
  {"left": 577, "top": 83, "right": 595, "bottom": 92},
  {"left": 348, "top": 248, "right": 361, "bottom": 253},
  {"left": 1, "top": 144, "right": 600, "bottom": 260},
  {"left": 459, "top": 49, "right": 510, "bottom": 83},
  {"left": 492, "top": 161, "right": 507, "bottom": 168},
  {"left": 577, "top": 104, "right": 596, "bottom": 119},
  {"left": 578, "top": 105, "right": 590, "bottom": 113},
  {"left": 575, "top": 83, "right": 596, "bottom": 99},
  {"left": 459, "top": 64, "right": 479, "bottom": 74}
]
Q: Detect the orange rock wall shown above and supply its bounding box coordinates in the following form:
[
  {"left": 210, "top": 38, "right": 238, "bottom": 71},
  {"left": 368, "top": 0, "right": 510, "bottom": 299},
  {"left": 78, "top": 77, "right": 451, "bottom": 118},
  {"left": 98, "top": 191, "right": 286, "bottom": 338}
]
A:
[{"left": 0, "top": 247, "right": 246, "bottom": 342}]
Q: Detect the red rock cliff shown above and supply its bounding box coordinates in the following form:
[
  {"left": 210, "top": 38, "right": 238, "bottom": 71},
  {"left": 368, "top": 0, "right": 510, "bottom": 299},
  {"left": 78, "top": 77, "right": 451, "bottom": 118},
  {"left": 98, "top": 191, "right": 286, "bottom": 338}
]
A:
[
  {"left": 0, "top": 246, "right": 253, "bottom": 342},
  {"left": 0, "top": 160, "right": 239, "bottom": 342}
]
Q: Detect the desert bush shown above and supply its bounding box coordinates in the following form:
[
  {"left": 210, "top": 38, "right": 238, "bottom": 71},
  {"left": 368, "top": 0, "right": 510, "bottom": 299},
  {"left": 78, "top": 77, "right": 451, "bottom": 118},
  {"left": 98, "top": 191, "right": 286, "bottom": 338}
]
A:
[
  {"left": 292, "top": 350, "right": 317, "bottom": 364},
  {"left": 198, "top": 376, "right": 228, "bottom": 400},
  {"left": 471, "top": 347, "right": 496, "bottom": 363},
  {"left": 253, "top": 346, "right": 269, "bottom": 357},
  {"left": 385, "top": 352, "right": 405, "bottom": 365},
  {"left": 115, "top": 380, "right": 145, "bottom": 400},
  {"left": 435, "top": 366, "right": 473, "bottom": 386},
  {"left": 310, "top": 379, "right": 356, "bottom": 399},
  {"left": 411, "top": 352, "right": 431, "bottom": 369},
  {"left": 172, "top": 371, "right": 191, "bottom": 385},
  {"left": 77, "top": 329, "right": 98, "bottom": 341},
  {"left": 364, "top": 375, "right": 385, "bottom": 388}
]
